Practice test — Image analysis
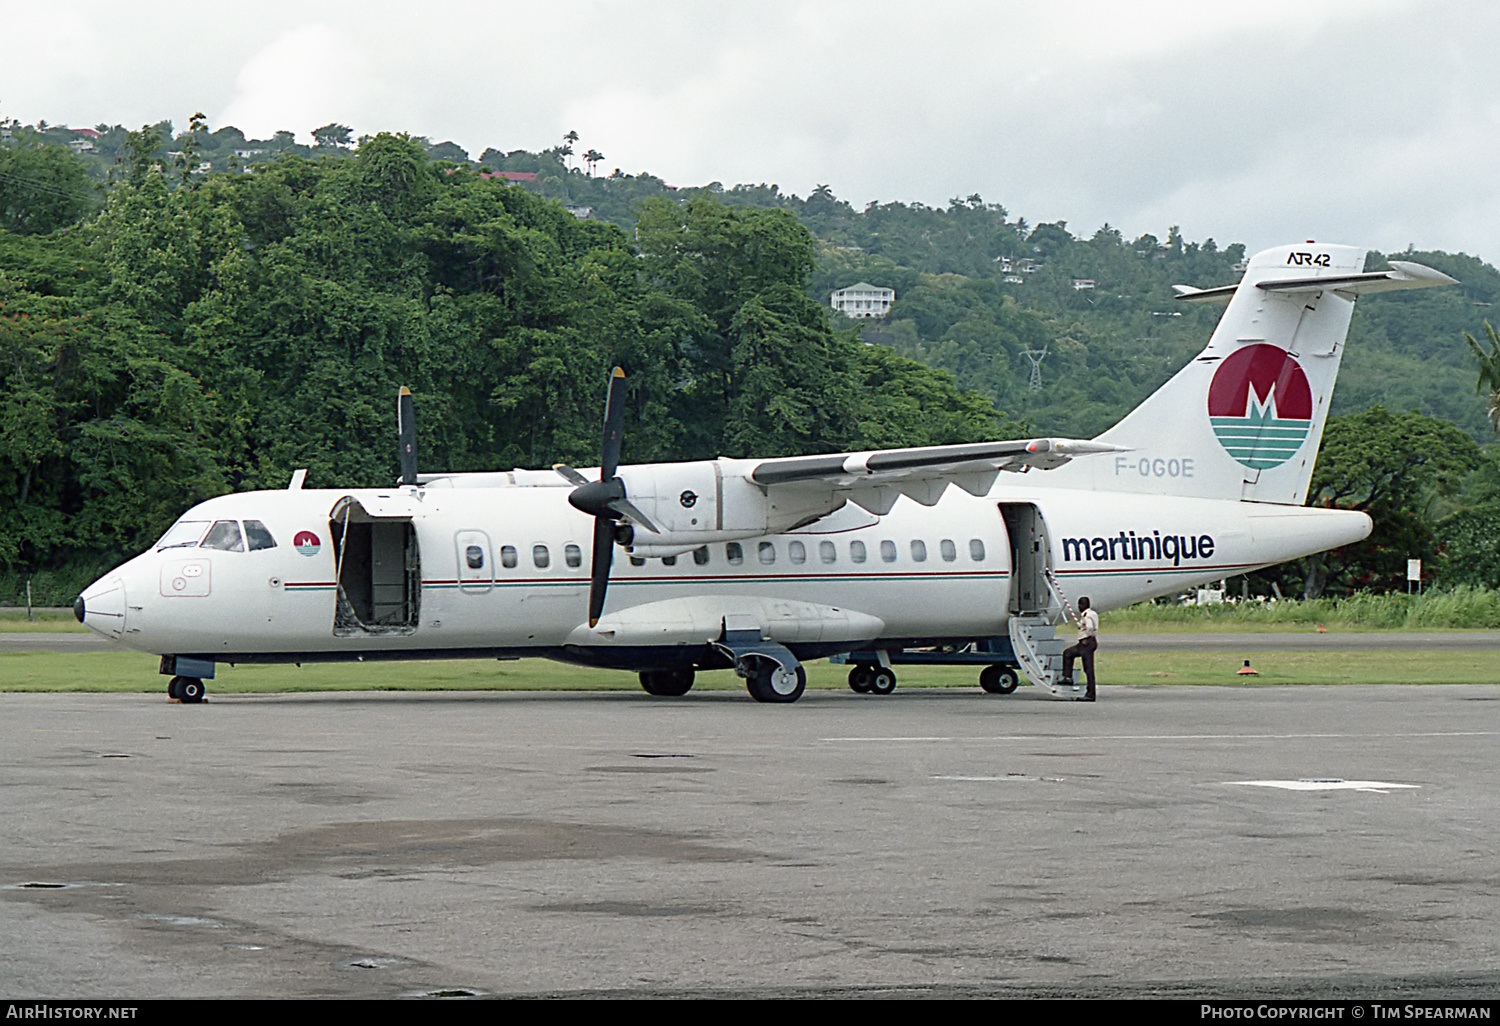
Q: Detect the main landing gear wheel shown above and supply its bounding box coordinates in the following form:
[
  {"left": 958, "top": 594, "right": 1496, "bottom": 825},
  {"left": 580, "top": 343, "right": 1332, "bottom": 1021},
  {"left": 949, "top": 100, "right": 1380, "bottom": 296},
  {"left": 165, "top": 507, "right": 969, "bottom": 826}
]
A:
[
  {"left": 868, "top": 668, "right": 897, "bottom": 696},
  {"left": 980, "top": 665, "right": 1020, "bottom": 694},
  {"left": 639, "top": 668, "right": 695, "bottom": 696},
  {"left": 171, "top": 676, "right": 205, "bottom": 703},
  {"left": 847, "top": 666, "right": 875, "bottom": 693},
  {"left": 745, "top": 658, "right": 806, "bottom": 704}
]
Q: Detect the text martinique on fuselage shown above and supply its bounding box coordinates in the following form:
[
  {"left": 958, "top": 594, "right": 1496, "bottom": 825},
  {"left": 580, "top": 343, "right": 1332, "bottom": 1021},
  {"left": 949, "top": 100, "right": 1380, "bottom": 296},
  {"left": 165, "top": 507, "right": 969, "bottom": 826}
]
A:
[{"left": 1062, "top": 531, "right": 1216, "bottom": 566}]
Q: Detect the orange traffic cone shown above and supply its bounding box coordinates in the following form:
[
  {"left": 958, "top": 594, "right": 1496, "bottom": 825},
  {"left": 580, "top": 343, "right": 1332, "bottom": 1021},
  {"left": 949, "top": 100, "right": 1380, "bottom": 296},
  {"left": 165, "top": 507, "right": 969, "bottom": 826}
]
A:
[
  {"left": 1236, "top": 659, "right": 1259, "bottom": 675},
  {"left": 1315, "top": 623, "right": 1327, "bottom": 633}
]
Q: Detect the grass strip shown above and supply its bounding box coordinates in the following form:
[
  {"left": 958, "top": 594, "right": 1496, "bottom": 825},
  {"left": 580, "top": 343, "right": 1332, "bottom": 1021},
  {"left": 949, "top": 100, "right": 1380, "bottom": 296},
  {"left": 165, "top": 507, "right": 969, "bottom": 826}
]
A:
[{"left": 3, "top": 648, "right": 1497, "bottom": 694}]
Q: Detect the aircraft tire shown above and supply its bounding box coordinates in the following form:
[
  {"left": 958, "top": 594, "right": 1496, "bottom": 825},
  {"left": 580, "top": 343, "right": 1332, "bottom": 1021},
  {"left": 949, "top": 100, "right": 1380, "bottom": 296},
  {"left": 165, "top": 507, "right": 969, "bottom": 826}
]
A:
[
  {"left": 869, "top": 668, "right": 897, "bottom": 695},
  {"left": 167, "top": 676, "right": 184, "bottom": 700},
  {"left": 980, "top": 665, "right": 1020, "bottom": 695},
  {"left": 178, "top": 678, "right": 205, "bottom": 704},
  {"left": 847, "top": 666, "right": 875, "bottom": 693},
  {"left": 640, "top": 668, "right": 694, "bottom": 697},
  {"left": 745, "top": 659, "right": 806, "bottom": 704}
]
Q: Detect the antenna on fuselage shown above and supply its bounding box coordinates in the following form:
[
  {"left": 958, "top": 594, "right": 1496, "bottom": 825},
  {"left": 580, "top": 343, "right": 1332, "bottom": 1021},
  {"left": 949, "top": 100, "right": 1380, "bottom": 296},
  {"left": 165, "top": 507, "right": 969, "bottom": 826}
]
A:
[{"left": 398, "top": 386, "right": 418, "bottom": 487}]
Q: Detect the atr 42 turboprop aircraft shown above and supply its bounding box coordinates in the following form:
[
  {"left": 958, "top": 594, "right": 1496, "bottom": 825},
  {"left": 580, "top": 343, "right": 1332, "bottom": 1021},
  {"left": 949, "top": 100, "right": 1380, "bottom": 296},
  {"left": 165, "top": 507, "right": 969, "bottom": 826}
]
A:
[{"left": 75, "top": 243, "right": 1455, "bottom": 704}]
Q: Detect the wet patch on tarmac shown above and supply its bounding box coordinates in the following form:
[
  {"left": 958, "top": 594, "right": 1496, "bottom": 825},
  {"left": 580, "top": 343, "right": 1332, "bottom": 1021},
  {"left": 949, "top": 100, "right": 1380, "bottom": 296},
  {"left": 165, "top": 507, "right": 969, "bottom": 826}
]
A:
[
  {"left": 585, "top": 764, "right": 715, "bottom": 774},
  {"left": 530, "top": 900, "right": 737, "bottom": 918},
  {"left": 1192, "top": 907, "right": 1383, "bottom": 942}
]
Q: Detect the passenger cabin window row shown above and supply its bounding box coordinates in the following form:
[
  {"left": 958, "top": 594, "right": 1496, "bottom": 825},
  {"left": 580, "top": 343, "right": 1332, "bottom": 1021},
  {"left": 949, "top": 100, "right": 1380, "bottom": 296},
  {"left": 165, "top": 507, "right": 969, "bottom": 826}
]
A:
[
  {"left": 475, "top": 543, "right": 582, "bottom": 572},
  {"left": 480, "top": 537, "right": 989, "bottom": 571}
]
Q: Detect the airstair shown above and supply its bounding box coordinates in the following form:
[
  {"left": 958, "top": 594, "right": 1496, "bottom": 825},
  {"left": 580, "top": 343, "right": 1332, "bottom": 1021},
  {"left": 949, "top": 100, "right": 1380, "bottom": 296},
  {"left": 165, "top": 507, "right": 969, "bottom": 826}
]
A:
[{"left": 1005, "top": 569, "right": 1087, "bottom": 698}]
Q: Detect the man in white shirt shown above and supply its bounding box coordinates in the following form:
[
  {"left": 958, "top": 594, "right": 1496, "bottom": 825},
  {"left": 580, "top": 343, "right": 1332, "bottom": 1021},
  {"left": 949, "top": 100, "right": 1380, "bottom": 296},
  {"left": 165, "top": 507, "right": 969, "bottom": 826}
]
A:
[{"left": 1062, "top": 596, "right": 1098, "bottom": 702}]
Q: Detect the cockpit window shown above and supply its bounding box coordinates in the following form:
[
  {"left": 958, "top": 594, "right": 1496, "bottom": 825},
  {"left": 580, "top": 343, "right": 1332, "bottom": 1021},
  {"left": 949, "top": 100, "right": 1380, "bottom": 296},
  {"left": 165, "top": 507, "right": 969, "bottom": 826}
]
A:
[
  {"left": 244, "top": 520, "right": 277, "bottom": 551},
  {"left": 200, "top": 520, "right": 245, "bottom": 552},
  {"left": 156, "top": 520, "right": 210, "bottom": 551}
]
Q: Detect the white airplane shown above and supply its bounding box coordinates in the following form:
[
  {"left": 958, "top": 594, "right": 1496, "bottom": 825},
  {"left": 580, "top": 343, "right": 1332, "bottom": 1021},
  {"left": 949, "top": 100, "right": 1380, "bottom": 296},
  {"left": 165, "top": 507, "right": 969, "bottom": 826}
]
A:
[{"left": 75, "top": 243, "right": 1455, "bottom": 704}]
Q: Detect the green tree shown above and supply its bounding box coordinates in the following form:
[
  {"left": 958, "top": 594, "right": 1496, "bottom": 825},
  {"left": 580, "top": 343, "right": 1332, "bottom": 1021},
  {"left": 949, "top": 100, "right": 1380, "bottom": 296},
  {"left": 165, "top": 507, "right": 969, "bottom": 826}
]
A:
[
  {"left": 0, "top": 137, "right": 97, "bottom": 233},
  {"left": 1463, "top": 321, "right": 1500, "bottom": 432},
  {"left": 311, "top": 123, "right": 353, "bottom": 150},
  {"left": 1303, "top": 407, "right": 1484, "bottom": 596}
]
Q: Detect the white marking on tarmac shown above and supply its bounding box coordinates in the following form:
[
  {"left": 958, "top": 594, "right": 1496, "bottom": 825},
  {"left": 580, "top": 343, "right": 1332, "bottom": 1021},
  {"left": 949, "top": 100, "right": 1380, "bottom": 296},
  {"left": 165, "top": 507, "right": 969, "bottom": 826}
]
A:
[
  {"left": 1226, "top": 779, "right": 1421, "bottom": 794},
  {"left": 822, "top": 731, "right": 1494, "bottom": 743}
]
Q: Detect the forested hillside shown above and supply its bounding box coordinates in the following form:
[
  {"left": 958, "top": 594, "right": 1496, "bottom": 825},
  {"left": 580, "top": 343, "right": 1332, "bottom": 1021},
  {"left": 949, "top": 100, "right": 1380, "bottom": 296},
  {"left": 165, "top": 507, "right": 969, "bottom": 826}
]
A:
[
  {"left": 2, "top": 118, "right": 1499, "bottom": 601},
  {"left": 0, "top": 132, "right": 1000, "bottom": 595}
]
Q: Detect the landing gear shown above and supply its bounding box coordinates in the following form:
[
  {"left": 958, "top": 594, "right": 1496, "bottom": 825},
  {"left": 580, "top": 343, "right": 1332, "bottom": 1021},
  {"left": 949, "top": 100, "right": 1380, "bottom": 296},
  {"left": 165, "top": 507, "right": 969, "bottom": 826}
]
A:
[
  {"left": 979, "top": 665, "right": 1020, "bottom": 694},
  {"left": 639, "top": 668, "right": 695, "bottom": 696},
  {"left": 169, "top": 676, "right": 205, "bottom": 703},
  {"left": 745, "top": 657, "right": 806, "bottom": 704},
  {"left": 847, "top": 664, "right": 896, "bottom": 695}
]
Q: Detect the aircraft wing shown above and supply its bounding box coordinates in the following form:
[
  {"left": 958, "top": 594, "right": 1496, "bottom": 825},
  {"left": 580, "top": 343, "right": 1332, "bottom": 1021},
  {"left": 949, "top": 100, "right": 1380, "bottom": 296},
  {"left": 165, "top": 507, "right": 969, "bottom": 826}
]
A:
[{"left": 750, "top": 437, "right": 1125, "bottom": 488}]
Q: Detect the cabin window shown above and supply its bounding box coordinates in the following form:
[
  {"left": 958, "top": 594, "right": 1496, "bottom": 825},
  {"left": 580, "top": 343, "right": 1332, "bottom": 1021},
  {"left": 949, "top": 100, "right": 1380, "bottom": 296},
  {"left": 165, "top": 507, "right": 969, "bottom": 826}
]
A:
[
  {"left": 788, "top": 541, "right": 806, "bottom": 565},
  {"left": 880, "top": 540, "right": 898, "bottom": 563},
  {"left": 693, "top": 546, "right": 710, "bottom": 566},
  {"left": 910, "top": 540, "right": 927, "bottom": 562},
  {"left": 819, "top": 540, "right": 837, "bottom": 564},
  {"left": 758, "top": 542, "right": 776, "bottom": 565},
  {"left": 662, "top": 555, "right": 677, "bottom": 566},
  {"left": 969, "top": 539, "right": 986, "bottom": 561},
  {"left": 532, "top": 544, "right": 550, "bottom": 569},
  {"left": 940, "top": 538, "right": 957, "bottom": 562},
  {"left": 200, "top": 520, "right": 245, "bottom": 552},
  {"left": 500, "top": 545, "right": 518, "bottom": 569},
  {"left": 564, "top": 543, "right": 582, "bottom": 568},
  {"left": 465, "top": 545, "right": 485, "bottom": 570},
  {"left": 850, "top": 540, "right": 867, "bottom": 564},
  {"left": 726, "top": 542, "right": 743, "bottom": 565},
  {"left": 244, "top": 520, "right": 277, "bottom": 551}
]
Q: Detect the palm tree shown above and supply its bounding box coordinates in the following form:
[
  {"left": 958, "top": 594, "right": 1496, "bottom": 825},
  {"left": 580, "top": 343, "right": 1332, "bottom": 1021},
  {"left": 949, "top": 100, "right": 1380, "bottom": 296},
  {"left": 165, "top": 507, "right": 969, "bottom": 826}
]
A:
[
  {"left": 1464, "top": 321, "right": 1500, "bottom": 433},
  {"left": 583, "top": 148, "right": 604, "bottom": 176}
]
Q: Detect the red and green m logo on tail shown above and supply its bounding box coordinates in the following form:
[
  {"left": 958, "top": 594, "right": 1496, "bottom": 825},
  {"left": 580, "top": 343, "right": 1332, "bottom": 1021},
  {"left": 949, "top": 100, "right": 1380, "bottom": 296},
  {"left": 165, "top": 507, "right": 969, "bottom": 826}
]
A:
[{"left": 1207, "top": 344, "right": 1313, "bottom": 470}]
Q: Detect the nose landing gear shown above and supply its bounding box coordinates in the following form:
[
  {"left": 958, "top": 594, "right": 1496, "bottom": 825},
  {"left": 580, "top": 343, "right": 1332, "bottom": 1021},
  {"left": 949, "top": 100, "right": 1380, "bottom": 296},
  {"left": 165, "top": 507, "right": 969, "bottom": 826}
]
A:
[{"left": 166, "top": 676, "right": 206, "bottom": 703}]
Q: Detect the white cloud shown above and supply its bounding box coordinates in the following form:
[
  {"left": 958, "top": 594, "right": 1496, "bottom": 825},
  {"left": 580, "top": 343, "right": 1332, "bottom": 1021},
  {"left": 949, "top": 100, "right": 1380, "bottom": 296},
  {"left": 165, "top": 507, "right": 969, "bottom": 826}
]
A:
[
  {"left": 218, "top": 25, "right": 375, "bottom": 144},
  {"left": 3, "top": 0, "right": 1497, "bottom": 257}
]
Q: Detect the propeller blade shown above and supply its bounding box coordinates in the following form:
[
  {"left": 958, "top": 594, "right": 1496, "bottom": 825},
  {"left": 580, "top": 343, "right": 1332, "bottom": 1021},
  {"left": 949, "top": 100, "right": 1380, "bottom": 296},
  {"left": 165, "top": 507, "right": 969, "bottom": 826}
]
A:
[
  {"left": 609, "top": 499, "right": 660, "bottom": 535},
  {"left": 600, "top": 367, "right": 626, "bottom": 480},
  {"left": 553, "top": 464, "right": 590, "bottom": 487},
  {"left": 588, "top": 515, "right": 615, "bottom": 627},
  {"left": 398, "top": 386, "right": 418, "bottom": 486}
]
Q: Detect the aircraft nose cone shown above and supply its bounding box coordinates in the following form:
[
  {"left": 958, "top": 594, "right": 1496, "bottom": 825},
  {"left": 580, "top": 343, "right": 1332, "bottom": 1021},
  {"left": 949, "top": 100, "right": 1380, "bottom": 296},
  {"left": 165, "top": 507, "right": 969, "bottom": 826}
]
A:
[{"left": 78, "top": 576, "right": 126, "bottom": 639}]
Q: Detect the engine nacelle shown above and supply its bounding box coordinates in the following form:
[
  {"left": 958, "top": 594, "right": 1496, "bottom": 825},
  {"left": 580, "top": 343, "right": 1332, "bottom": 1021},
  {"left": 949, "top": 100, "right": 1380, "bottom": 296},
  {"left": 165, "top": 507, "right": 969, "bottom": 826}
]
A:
[{"left": 616, "top": 459, "right": 842, "bottom": 545}]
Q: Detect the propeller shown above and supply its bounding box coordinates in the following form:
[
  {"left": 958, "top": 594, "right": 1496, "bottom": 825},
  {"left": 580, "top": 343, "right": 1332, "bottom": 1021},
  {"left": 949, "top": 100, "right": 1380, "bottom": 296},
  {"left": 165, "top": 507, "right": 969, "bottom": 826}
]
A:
[
  {"left": 398, "top": 386, "right": 418, "bottom": 487},
  {"left": 563, "top": 367, "right": 638, "bottom": 628}
]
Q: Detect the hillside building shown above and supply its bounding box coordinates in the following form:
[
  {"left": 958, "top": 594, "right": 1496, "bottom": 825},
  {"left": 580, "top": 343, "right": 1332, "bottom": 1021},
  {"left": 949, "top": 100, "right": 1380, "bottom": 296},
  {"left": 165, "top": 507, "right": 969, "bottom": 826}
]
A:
[{"left": 830, "top": 282, "right": 894, "bottom": 319}]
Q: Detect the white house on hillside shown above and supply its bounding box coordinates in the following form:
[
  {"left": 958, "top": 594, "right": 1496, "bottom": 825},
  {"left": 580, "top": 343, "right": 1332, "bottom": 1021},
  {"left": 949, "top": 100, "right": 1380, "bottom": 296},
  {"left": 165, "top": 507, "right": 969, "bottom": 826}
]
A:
[{"left": 830, "top": 282, "right": 894, "bottom": 318}]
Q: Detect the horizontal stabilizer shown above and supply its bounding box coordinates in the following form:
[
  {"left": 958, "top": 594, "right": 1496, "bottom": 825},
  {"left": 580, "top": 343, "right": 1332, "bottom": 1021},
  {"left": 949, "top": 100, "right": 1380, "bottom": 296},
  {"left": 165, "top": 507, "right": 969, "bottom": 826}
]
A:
[
  {"left": 1173, "top": 283, "right": 1239, "bottom": 304},
  {"left": 1175, "top": 260, "right": 1456, "bottom": 304},
  {"left": 1257, "top": 260, "right": 1457, "bottom": 296}
]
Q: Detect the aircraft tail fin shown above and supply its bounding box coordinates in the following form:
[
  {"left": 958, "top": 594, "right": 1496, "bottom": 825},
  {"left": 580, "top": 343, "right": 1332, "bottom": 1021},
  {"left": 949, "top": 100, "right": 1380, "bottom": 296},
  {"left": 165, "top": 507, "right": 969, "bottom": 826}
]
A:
[{"left": 1048, "top": 244, "right": 1454, "bottom": 505}]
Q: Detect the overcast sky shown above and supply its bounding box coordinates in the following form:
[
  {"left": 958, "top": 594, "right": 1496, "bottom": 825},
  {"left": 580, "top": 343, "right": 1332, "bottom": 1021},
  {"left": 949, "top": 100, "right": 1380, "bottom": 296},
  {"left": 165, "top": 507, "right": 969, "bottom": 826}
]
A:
[{"left": 4, "top": 0, "right": 1496, "bottom": 261}]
